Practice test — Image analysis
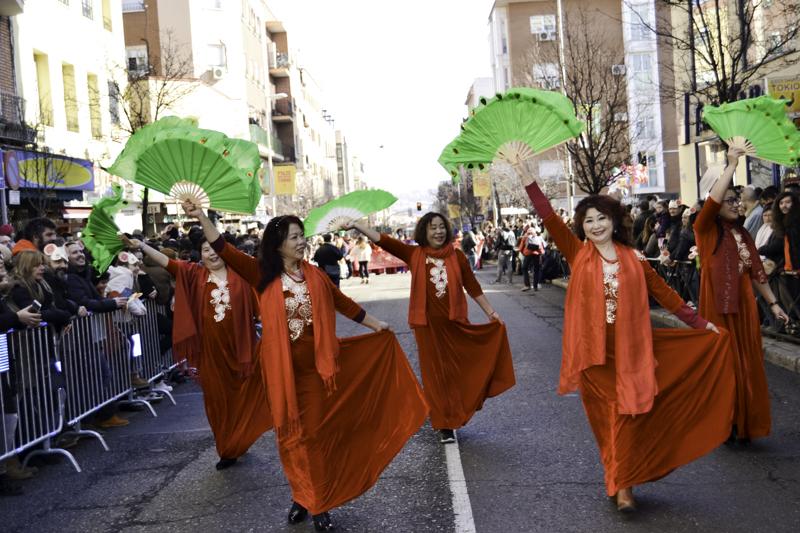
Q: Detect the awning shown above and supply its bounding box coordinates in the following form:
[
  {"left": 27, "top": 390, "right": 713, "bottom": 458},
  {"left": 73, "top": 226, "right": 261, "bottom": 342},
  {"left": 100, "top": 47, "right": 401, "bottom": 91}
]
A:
[
  {"left": 63, "top": 207, "right": 92, "bottom": 219},
  {"left": 19, "top": 189, "right": 84, "bottom": 202}
]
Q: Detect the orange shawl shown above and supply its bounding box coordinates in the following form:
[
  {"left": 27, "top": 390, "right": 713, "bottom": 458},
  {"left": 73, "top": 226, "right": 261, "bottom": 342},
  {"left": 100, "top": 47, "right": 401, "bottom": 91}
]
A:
[
  {"left": 561, "top": 243, "right": 657, "bottom": 415},
  {"left": 408, "top": 244, "right": 468, "bottom": 327},
  {"left": 260, "top": 262, "right": 339, "bottom": 438}
]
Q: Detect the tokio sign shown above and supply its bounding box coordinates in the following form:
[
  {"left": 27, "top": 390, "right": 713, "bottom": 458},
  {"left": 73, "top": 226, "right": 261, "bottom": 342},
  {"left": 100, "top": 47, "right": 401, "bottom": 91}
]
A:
[
  {"left": 767, "top": 78, "right": 800, "bottom": 117},
  {"left": 472, "top": 171, "right": 492, "bottom": 198}
]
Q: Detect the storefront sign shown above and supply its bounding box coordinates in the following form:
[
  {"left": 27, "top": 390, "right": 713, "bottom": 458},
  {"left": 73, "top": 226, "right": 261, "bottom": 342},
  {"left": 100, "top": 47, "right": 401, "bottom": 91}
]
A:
[
  {"left": 472, "top": 171, "right": 492, "bottom": 198},
  {"left": 2, "top": 150, "right": 94, "bottom": 191},
  {"left": 274, "top": 165, "right": 296, "bottom": 195},
  {"left": 767, "top": 78, "right": 800, "bottom": 116}
]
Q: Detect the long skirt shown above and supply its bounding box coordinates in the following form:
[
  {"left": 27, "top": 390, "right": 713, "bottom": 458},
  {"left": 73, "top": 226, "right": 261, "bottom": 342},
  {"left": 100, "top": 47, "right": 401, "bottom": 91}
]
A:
[
  {"left": 579, "top": 328, "right": 735, "bottom": 496},
  {"left": 414, "top": 318, "right": 515, "bottom": 430},
  {"left": 277, "top": 330, "right": 428, "bottom": 514},
  {"left": 199, "top": 338, "right": 272, "bottom": 460}
]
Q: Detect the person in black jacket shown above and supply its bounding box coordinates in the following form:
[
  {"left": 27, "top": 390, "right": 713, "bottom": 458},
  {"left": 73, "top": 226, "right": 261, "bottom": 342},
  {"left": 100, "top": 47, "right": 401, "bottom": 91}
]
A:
[
  {"left": 43, "top": 244, "right": 86, "bottom": 319},
  {"left": 64, "top": 242, "right": 126, "bottom": 313},
  {"left": 312, "top": 233, "right": 344, "bottom": 287},
  {"left": 8, "top": 251, "right": 70, "bottom": 330}
]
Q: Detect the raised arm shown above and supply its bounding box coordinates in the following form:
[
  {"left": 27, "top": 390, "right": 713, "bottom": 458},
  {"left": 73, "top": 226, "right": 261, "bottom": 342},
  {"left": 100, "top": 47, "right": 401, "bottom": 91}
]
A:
[
  {"left": 211, "top": 239, "right": 261, "bottom": 287},
  {"left": 126, "top": 238, "right": 168, "bottom": 269},
  {"left": 708, "top": 147, "right": 745, "bottom": 204},
  {"left": 182, "top": 200, "right": 221, "bottom": 243},
  {"left": 376, "top": 233, "right": 415, "bottom": 264},
  {"left": 348, "top": 221, "right": 381, "bottom": 243},
  {"left": 524, "top": 181, "right": 581, "bottom": 264}
]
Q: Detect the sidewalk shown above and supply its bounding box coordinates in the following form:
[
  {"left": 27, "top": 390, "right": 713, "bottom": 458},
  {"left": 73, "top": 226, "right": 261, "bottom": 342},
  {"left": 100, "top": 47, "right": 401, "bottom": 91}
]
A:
[{"left": 550, "top": 278, "right": 800, "bottom": 375}]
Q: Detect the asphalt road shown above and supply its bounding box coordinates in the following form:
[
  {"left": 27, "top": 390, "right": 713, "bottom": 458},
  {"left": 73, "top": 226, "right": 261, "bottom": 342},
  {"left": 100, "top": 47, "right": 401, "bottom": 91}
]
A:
[{"left": 1, "top": 269, "right": 799, "bottom": 532}]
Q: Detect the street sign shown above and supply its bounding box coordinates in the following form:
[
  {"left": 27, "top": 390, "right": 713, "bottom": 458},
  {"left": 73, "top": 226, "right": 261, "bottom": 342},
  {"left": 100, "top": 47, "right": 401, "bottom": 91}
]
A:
[
  {"left": 147, "top": 203, "right": 160, "bottom": 214},
  {"left": 768, "top": 78, "right": 800, "bottom": 117},
  {"left": 8, "top": 190, "right": 20, "bottom": 205}
]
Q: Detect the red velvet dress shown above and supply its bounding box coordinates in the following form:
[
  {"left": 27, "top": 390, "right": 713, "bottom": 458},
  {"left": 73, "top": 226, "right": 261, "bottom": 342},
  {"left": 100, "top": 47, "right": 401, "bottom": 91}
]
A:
[
  {"left": 215, "top": 243, "right": 428, "bottom": 514},
  {"left": 528, "top": 182, "right": 736, "bottom": 495},
  {"left": 166, "top": 260, "right": 271, "bottom": 459},
  {"left": 695, "top": 198, "right": 771, "bottom": 439},
  {"left": 378, "top": 235, "right": 515, "bottom": 430}
]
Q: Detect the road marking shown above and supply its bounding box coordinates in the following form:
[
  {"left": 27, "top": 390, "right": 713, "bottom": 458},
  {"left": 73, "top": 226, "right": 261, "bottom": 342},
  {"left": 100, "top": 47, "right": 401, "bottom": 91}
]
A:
[{"left": 445, "top": 434, "right": 477, "bottom": 533}]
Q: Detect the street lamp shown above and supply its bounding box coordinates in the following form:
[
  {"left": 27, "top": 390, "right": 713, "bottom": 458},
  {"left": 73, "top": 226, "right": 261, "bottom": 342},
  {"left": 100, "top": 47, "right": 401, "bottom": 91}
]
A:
[{"left": 266, "top": 92, "right": 289, "bottom": 217}]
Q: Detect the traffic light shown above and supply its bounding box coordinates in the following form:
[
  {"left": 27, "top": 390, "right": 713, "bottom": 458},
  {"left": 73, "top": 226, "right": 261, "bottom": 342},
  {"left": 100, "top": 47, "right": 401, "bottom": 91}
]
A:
[{"left": 416, "top": 202, "right": 422, "bottom": 211}]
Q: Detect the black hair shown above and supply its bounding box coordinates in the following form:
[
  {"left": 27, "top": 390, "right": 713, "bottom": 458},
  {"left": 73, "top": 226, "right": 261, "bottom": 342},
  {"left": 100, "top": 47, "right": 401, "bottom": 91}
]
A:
[
  {"left": 22, "top": 217, "right": 56, "bottom": 244},
  {"left": 573, "top": 195, "right": 633, "bottom": 246},
  {"left": 322, "top": 233, "right": 333, "bottom": 243},
  {"left": 257, "top": 215, "right": 305, "bottom": 292},
  {"left": 413, "top": 212, "right": 453, "bottom": 248}
]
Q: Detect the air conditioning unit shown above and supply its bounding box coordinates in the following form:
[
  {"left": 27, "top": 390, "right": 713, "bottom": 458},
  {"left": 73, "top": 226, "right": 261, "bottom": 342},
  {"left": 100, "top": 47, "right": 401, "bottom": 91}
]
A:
[
  {"left": 537, "top": 31, "right": 556, "bottom": 41},
  {"left": 611, "top": 64, "right": 626, "bottom": 76},
  {"left": 211, "top": 67, "right": 226, "bottom": 80}
]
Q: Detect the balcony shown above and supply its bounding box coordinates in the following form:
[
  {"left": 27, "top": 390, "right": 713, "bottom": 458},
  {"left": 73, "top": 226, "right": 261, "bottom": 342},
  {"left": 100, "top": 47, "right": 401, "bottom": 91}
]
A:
[
  {"left": 0, "top": 93, "right": 36, "bottom": 145},
  {"left": 249, "top": 124, "right": 283, "bottom": 159},
  {"left": 272, "top": 100, "right": 293, "bottom": 123},
  {"left": 269, "top": 52, "right": 291, "bottom": 77},
  {"left": 0, "top": 0, "right": 24, "bottom": 16}
]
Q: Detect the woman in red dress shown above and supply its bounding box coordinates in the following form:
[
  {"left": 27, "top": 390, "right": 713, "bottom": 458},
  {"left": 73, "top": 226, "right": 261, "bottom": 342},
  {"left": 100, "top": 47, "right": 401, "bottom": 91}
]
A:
[
  {"left": 187, "top": 204, "right": 427, "bottom": 531},
  {"left": 523, "top": 170, "right": 736, "bottom": 512},
  {"left": 129, "top": 236, "right": 271, "bottom": 470},
  {"left": 349, "top": 214, "right": 515, "bottom": 444},
  {"left": 695, "top": 148, "right": 789, "bottom": 443}
]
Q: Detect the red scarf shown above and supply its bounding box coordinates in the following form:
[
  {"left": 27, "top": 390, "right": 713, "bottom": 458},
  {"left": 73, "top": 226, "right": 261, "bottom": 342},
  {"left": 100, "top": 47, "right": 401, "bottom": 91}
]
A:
[
  {"left": 260, "top": 263, "right": 339, "bottom": 439},
  {"left": 408, "top": 244, "right": 468, "bottom": 327},
  {"left": 562, "top": 243, "right": 658, "bottom": 415},
  {"left": 172, "top": 261, "right": 258, "bottom": 374},
  {"left": 710, "top": 220, "right": 767, "bottom": 314}
]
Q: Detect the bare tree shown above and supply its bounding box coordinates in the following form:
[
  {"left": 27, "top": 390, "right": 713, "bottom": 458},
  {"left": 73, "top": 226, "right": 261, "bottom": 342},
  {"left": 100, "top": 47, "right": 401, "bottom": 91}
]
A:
[
  {"left": 515, "top": 10, "right": 633, "bottom": 194},
  {"left": 106, "top": 30, "right": 198, "bottom": 228},
  {"left": 631, "top": 0, "right": 800, "bottom": 104}
]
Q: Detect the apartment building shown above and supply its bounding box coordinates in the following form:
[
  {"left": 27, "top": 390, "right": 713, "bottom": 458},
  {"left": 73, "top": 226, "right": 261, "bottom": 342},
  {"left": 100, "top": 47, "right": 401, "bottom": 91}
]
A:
[
  {"left": 488, "top": 0, "right": 680, "bottom": 200},
  {"left": 267, "top": 19, "right": 341, "bottom": 211},
  {"left": 672, "top": 0, "right": 800, "bottom": 204},
  {"left": 122, "top": 0, "right": 287, "bottom": 220},
  {"left": 5, "top": 0, "right": 126, "bottom": 224}
]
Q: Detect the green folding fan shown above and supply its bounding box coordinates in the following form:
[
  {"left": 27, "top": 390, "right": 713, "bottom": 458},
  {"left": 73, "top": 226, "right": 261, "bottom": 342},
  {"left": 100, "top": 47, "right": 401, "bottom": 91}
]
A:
[
  {"left": 438, "top": 87, "right": 585, "bottom": 179},
  {"left": 107, "top": 116, "right": 262, "bottom": 214},
  {"left": 82, "top": 183, "right": 127, "bottom": 273},
  {"left": 702, "top": 96, "right": 800, "bottom": 167},
  {"left": 303, "top": 189, "right": 398, "bottom": 237}
]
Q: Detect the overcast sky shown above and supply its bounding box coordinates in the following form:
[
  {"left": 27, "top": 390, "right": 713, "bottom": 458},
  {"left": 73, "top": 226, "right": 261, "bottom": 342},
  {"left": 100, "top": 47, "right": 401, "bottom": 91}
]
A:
[{"left": 272, "top": 0, "right": 495, "bottom": 210}]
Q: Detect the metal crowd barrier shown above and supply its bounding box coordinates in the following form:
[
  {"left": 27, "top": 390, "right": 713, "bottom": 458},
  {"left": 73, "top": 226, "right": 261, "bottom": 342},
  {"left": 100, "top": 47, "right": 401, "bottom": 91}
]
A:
[
  {"left": 1, "top": 298, "right": 186, "bottom": 473},
  {"left": 646, "top": 258, "right": 699, "bottom": 305}
]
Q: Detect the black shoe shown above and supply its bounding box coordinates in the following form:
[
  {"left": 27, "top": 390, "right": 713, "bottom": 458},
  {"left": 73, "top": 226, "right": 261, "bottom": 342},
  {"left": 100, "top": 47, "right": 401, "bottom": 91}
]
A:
[
  {"left": 288, "top": 501, "right": 308, "bottom": 524},
  {"left": 215, "top": 458, "right": 237, "bottom": 470},
  {"left": 312, "top": 512, "right": 335, "bottom": 531},
  {"left": 439, "top": 429, "right": 456, "bottom": 444}
]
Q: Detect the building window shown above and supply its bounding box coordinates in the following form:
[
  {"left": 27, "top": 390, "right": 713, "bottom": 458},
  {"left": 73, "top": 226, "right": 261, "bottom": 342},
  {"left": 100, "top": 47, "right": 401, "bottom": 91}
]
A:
[
  {"left": 102, "top": 0, "right": 112, "bottom": 31},
  {"left": 34, "top": 53, "right": 53, "bottom": 126},
  {"left": 635, "top": 113, "right": 656, "bottom": 139},
  {"left": 629, "top": 4, "right": 652, "bottom": 41},
  {"left": 122, "top": 0, "right": 145, "bottom": 12},
  {"left": 533, "top": 63, "right": 560, "bottom": 89},
  {"left": 87, "top": 74, "right": 102, "bottom": 139},
  {"left": 82, "top": 0, "right": 93, "bottom": 19},
  {"left": 629, "top": 53, "right": 652, "bottom": 84},
  {"left": 207, "top": 43, "right": 226, "bottom": 67},
  {"left": 108, "top": 80, "right": 120, "bottom": 125},
  {"left": 530, "top": 14, "right": 556, "bottom": 39},
  {"left": 209, "top": 0, "right": 223, "bottom": 8},
  {"left": 62, "top": 63, "right": 79, "bottom": 132},
  {"left": 126, "top": 45, "right": 148, "bottom": 76}
]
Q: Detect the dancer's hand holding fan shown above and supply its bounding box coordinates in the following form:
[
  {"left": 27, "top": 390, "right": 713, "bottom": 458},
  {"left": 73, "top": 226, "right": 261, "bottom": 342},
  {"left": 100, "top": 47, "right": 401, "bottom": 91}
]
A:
[
  {"left": 107, "top": 116, "right": 262, "bottom": 214},
  {"left": 303, "top": 189, "right": 398, "bottom": 237},
  {"left": 702, "top": 96, "right": 800, "bottom": 167},
  {"left": 438, "top": 87, "right": 585, "bottom": 181},
  {"left": 82, "top": 183, "right": 127, "bottom": 273}
]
